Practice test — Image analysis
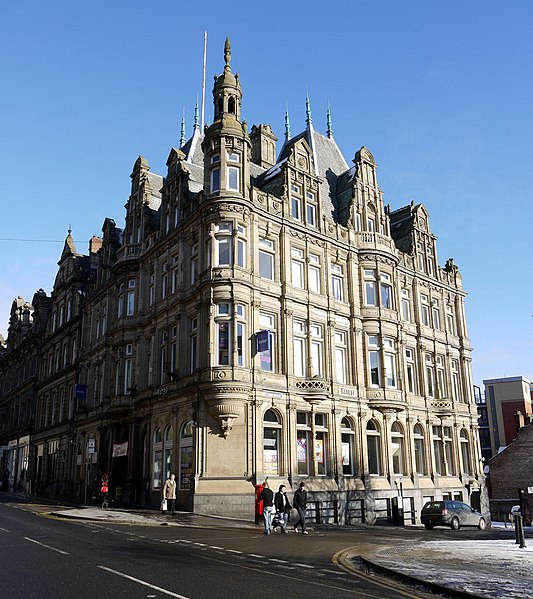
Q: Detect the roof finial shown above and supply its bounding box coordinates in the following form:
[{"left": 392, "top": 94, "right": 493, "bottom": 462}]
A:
[
  {"left": 224, "top": 37, "right": 231, "bottom": 68},
  {"left": 180, "top": 107, "right": 186, "bottom": 147},
  {"left": 194, "top": 96, "right": 200, "bottom": 130},
  {"left": 305, "top": 88, "right": 312, "bottom": 126},
  {"left": 285, "top": 104, "right": 291, "bottom": 141},
  {"left": 326, "top": 101, "right": 333, "bottom": 139}
]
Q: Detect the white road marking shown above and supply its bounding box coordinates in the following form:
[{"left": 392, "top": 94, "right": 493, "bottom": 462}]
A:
[
  {"left": 248, "top": 553, "right": 264, "bottom": 558},
  {"left": 294, "top": 563, "right": 314, "bottom": 568},
  {"left": 24, "top": 537, "right": 69, "bottom": 555},
  {"left": 0, "top": 527, "right": 10, "bottom": 532},
  {"left": 227, "top": 549, "right": 242, "bottom": 554},
  {"left": 209, "top": 545, "right": 223, "bottom": 550},
  {"left": 269, "top": 558, "right": 288, "bottom": 563},
  {"left": 98, "top": 566, "right": 190, "bottom": 598}
]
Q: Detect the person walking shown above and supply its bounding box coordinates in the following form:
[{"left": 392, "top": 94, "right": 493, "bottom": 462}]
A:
[
  {"left": 162, "top": 473, "right": 177, "bottom": 514},
  {"left": 293, "top": 481, "right": 308, "bottom": 534},
  {"left": 259, "top": 481, "right": 274, "bottom": 535},
  {"left": 274, "top": 484, "right": 292, "bottom": 533}
]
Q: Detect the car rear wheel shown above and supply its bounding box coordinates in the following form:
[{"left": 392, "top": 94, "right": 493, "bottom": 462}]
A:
[
  {"left": 450, "top": 517, "right": 460, "bottom": 530},
  {"left": 478, "top": 517, "right": 486, "bottom": 530},
  {"left": 424, "top": 524, "right": 434, "bottom": 530}
]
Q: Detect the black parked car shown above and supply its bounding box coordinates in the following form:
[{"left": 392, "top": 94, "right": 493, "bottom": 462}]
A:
[{"left": 421, "top": 500, "right": 487, "bottom": 530}]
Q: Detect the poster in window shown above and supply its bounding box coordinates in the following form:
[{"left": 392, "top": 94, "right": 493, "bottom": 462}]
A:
[
  {"left": 314, "top": 439, "right": 324, "bottom": 463},
  {"left": 180, "top": 446, "right": 193, "bottom": 489},
  {"left": 297, "top": 437, "right": 307, "bottom": 462},
  {"left": 341, "top": 442, "right": 350, "bottom": 466},
  {"left": 263, "top": 449, "right": 278, "bottom": 475}
]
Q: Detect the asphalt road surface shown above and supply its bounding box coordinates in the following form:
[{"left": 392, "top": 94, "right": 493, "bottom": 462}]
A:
[{"left": 0, "top": 498, "right": 455, "bottom": 599}]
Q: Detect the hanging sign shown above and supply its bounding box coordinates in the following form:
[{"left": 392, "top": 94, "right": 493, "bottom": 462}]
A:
[{"left": 112, "top": 442, "right": 128, "bottom": 457}]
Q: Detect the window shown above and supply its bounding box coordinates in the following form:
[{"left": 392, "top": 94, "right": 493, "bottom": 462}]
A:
[
  {"left": 228, "top": 166, "right": 240, "bottom": 191},
  {"left": 405, "top": 348, "right": 417, "bottom": 394},
  {"left": 163, "top": 426, "right": 173, "bottom": 481},
  {"left": 391, "top": 422, "right": 405, "bottom": 475},
  {"left": 291, "top": 247, "right": 305, "bottom": 288},
  {"left": 334, "top": 331, "right": 347, "bottom": 384},
  {"left": 215, "top": 223, "right": 232, "bottom": 266},
  {"left": 189, "top": 317, "right": 198, "bottom": 373},
  {"left": 127, "top": 280, "right": 136, "bottom": 316},
  {"left": 191, "top": 244, "right": 199, "bottom": 283},
  {"left": 179, "top": 422, "right": 194, "bottom": 490},
  {"left": 426, "top": 353, "right": 435, "bottom": 398},
  {"left": 171, "top": 256, "right": 179, "bottom": 293},
  {"left": 296, "top": 412, "right": 311, "bottom": 475},
  {"left": 364, "top": 270, "right": 377, "bottom": 306},
  {"left": 293, "top": 320, "right": 306, "bottom": 377},
  {"left": 228, "top": 152, "right": 240, "bottom": 163},
  {"left": 341, "top": 418, "right": 355, "bottom": 476},
  {"left": 236, "top": 304, "right": 245, "bottom": 367},
  {"left": 420, "top": 294, "right": 430, "bottom": 326},
  {"left": 417, "top": 242, "right": 425, "bottom": 272},
  {"left": 367, "top": 335, "right": 381, "bottom": 387},
  {"left": 263, "top": 409, "right": 281, "bottom": 476},
  {"left": 383, "top": 337, "right": 397, "bottom": 388},
  {"left": 258, "top": 237, "right": 274, "bottom": 280},
  {"left": 291, "top": 195, "right": 302, "bottom": 221},
  {"left": 161, "top": 263, "right": 168, "bottom": 299},
  {"left": 451, "top": 360, "right": 460, "bottom": 401},
  {"left": 152, "top": 428, "right": 163, "bottom": 488},
  {"left": 306, "top": 191, "right": 317, "bottom": 227},
  {"left": 149, "top": 273, "right": 155, "bottom": 306},
  {"left": 432, "top": 299, "right": 441, "bottom": 330},
  {"left": 413, "top": 424, "right": 427, "bottom": 475},
  {"left": 366, "top": 420, "right": 382, "bottom": 475},
  {"left": 401, "top": 289, "right": 411, "bottom": 321},
  {"left": 314, "top": 413, "right": 328, "bottom": 475},
  {"left": 211, "top": 167, "right": 220, "bottom": 192},
  {"left": 331, "top": 264, "right": 344, "bottom": 301},
  {"left": 236, "top": 225, "right": 246, "bottom": 268},
  {"left": 258, "top": 313, "right": 276, "bottom": 372},
  {"left": 446, "top": 304, "right": 456, "bottom": 335},
  {"left": 310, "top": 324, "right": 323, "bottom": 377},
  {"left": 124, "top": 344, "right": 133, "bottom": 394},
  {"left": 433, "top": 425, "right": 454, "bottom": 475},
  {"left": 380, "top": 272, "right": 392, "bottom": 309},
  {"left": 308, "top": 254, "right": 321, "bottom": 293},
  {"left": 170, "top": 327, "right": 177, "bottom": 375},
  {"left": 216, "top": 303, "right": 231, "bottom": 366},
  {"left": 460, "top": 429, "right": 472, "bottom": 475},
  {"left": 436, "top": 355, "right": 446, "bottom": 398}
]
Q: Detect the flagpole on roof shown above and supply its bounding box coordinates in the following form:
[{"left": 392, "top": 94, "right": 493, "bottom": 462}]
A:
[{"left": 201, "top": 31, "right": 207, "bottom": 131}]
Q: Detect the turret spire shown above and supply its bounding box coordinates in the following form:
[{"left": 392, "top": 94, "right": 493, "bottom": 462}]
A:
[
  {"left": 194, "top": 97, "right": 200, "bottom": 130},
  {"left": 305, "top": 89, "right": 313, "bottom": 127},
  {"left": 224, "top": 37, "right": 231, "bottom": 69},
  {"left": 326, "top": 102, "right": 333, "bottom": 139},
  {"left": 285, "top": 105, "right": 291, "bottom": 141},
  {"left": 180, "top": 108, "right": 186, "bottom": 147}
]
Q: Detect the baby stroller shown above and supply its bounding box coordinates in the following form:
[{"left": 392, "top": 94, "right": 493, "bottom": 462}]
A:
[{"left": 271, "top": 511, "right": 283, "bottom": 532}]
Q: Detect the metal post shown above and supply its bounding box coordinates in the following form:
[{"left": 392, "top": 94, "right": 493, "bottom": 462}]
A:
[{"left": 518, "top": 515, "right": 526, "bottom": 548}]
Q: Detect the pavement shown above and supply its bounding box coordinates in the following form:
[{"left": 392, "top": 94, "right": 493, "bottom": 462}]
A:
[{"left": 32, "top": 503, "right": 533, "bottom": 599}]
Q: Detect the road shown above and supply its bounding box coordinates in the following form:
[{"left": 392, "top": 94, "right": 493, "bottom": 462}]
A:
[{"left": 0, "top": 495, "right": 477, "bottom": 599}]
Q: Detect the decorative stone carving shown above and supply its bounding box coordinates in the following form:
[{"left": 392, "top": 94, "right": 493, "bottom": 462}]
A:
[{"left": 208, "top": 399, "right": 245, "bottom": 438}]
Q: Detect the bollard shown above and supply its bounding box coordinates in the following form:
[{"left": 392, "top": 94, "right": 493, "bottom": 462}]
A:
[
  {"left": 517, "top": 515, "right": 527, "bottom": 549},
  {"left": 515, "top": 514, "right": 520, "bottom": 544}
]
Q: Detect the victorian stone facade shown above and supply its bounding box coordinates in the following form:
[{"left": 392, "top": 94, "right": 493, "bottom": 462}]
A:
[{"left": 0, "top": 39, "right": 486, "bottom": 524}]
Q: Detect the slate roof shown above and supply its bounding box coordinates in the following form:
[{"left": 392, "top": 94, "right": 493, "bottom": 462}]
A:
[{"left": 389, "top": 203, "right": 418, "bottom": 254}]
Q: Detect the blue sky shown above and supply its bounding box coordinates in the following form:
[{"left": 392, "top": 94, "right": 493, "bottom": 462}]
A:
[{"left": 1, "top": 1, "right": 532, "bottom": 387}]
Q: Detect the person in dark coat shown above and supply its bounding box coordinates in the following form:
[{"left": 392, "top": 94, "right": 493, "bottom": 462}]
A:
[
  {"left": 293, "top": 481, "right": 308, "bottom": 534},
  {"left": 274, "top": 484, "right": 292, "bottom": 533},
  {"left": 258, "top": 481, "right": 274, "bottom": 535}
]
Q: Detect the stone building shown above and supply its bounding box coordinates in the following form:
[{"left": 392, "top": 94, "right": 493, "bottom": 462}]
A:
[{"left": 0, "top": 39, "right": 485, "bottom": 524}]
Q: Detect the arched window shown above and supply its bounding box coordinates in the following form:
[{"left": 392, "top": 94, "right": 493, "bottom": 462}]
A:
[
  {"left": 391, "top": 422, "right": 405, "bottom": 475},
  {"left": 163, "top": 426, "right": 173, "bottom": 480},
  {"left": 152, "top": 428, "right": 163, "bottom": 488},
  {"left": 179, "top": 422, "right": 194, "bottom": 490},
  {"left": 341, "top": 417, "right": 355, "bottom": 476},
  {"left": 460, "top": 429, "right": 472, "bottom": 475},
  {"left": 413, "top": 423, "right": 427, "bottom": 475},
  {"left": 263, "top": 409, "right": 281, "bottom": 476},
  {"left": 366, "top": 420, "right": 382, "bottom": 475},
  {"left": 228, "top": 97, "right": 235, "bottom": 114}
]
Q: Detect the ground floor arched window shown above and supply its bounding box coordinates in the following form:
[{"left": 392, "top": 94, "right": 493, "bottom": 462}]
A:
[
  {"left": 179, "top": 422, "right": 194, "bottom": 490},
  {"left": 413, "top": 423, "right": 427, "bottom": 475},
  {"left": 460, "top": 429, "right": 472, "bottom": 475},
  {"left": 341, "top": 417, "right": 355, "bottom": 476},
  {"left": 263, "top": 409, "right": 281, "bottom": 476},
  {"left": 391, "top": 422, "right": 406, "bottom": 475},
  {"left": 366, "top": 420, "right": 382, "bottom": 475}
]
